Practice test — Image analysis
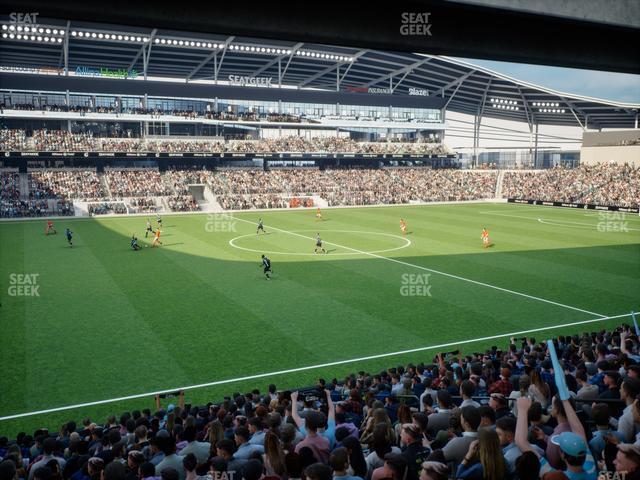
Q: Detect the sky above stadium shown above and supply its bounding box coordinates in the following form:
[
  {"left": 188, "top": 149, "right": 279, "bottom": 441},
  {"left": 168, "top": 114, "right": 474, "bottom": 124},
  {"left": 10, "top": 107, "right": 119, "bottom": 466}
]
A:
[{"left": 456, "top": 57, "right": 640, "bottom": 104}]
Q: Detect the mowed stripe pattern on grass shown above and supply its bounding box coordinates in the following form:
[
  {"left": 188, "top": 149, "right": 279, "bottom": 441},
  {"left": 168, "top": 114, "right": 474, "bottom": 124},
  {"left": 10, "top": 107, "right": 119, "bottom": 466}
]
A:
[{"left": 0, "top": 203, "right": 638, "bottom": 434}]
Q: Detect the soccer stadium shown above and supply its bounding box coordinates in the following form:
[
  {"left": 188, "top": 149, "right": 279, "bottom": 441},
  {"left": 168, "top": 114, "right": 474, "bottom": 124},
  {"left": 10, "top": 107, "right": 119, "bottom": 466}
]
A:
[{"left": 0, "top": 2, "right": 639, "bottom": 479}]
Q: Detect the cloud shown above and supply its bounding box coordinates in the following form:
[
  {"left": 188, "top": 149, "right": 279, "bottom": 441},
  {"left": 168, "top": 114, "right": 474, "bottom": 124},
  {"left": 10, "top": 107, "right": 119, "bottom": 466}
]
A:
[{"left": 455, "top": 58, "right": 640, "bottom": 103}]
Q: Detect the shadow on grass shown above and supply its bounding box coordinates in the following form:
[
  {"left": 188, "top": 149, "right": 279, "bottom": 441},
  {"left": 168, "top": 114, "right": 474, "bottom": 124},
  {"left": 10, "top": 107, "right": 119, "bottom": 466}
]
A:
[{"left": 0, "top": 215, "right": 638, "bottom": 434}]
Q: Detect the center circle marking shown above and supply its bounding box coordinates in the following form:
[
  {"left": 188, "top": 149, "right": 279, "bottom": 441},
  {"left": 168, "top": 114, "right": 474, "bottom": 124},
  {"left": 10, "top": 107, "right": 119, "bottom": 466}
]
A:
[{"left": 228, "top": 229, "right": 412, "bottom": 256}]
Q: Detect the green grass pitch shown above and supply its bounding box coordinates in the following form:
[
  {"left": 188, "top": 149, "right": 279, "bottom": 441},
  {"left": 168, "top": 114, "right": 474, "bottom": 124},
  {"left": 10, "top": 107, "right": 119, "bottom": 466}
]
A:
[{"left": 0, "top": 202, "right": 639, "bottom": 435}]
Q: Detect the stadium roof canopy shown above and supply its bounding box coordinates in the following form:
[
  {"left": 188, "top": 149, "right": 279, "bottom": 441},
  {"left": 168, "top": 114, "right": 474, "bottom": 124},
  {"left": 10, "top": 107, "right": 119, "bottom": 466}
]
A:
[{"left": 1, "top": 17, "right": 638, "bottom": 130}]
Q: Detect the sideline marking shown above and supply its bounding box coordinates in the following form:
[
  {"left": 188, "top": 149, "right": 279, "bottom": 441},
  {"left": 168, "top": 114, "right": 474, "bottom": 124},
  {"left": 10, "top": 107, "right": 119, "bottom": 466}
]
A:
[
  {"left": 0, "top": 312, "right": 633, "bottom": 421},
  {"left": 538, "top": 218, "right": 640, "bottom": 231},
  {"left": 481, "top": 211, "right": 640, "bottom": 231},
  {"left": 230, "top": 215, "right": 607, "bottom": 318}
]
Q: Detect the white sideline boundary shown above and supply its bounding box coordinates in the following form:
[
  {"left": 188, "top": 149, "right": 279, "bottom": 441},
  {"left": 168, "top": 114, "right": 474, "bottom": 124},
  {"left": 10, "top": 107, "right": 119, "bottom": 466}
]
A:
[
  {"left": 0, "top": 312, "right": 634, "bottom": 422},
  {"left": 230, "top": 215, "right": 607, "bottom": 318}
]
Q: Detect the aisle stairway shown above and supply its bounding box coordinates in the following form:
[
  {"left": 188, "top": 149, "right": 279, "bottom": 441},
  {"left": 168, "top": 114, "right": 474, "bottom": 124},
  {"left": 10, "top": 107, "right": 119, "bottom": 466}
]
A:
[
  {"left": 99, "top": 172, "right": 112, "bottom": 200},
  {"left": 19, "top": 172, "right": 29, "bottom": 200},
  {"left": 495, "top": 170, "right": 505, "bottom": 199}
]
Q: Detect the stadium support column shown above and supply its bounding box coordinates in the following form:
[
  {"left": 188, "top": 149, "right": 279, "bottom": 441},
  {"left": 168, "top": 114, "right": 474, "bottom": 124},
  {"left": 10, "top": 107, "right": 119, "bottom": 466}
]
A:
[
  {"left": 441, "top": 108, "right": 446, "bottom": 142},
  {"left": 528, "top": 121, "right": 534, "bottom": 167},
  {"left": 63, "top": 22, "right": 70, "bottom": 76},
  {"left": 635, "top": 113, "right": 639, "bottom": 129},
  {"left": 533, "top": 122, "right": 539, "bottom": 168},
  {"left": 472, "top": 114, "right": 478, "bottom": 168},
  {"left": 143, "top": 94, "right": 148, "bottom": 138}
]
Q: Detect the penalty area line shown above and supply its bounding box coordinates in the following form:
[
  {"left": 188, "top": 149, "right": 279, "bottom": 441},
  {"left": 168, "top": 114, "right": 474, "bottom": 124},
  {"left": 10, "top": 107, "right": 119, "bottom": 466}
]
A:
[{"left": 0, "top": 312, "right": 633, "bottom": 422}]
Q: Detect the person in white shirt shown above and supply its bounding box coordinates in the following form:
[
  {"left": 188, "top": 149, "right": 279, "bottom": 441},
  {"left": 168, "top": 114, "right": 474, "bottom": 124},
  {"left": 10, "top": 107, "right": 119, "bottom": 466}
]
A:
[{"left": 459, "top": 380, "right": 481, "bottom": 409}]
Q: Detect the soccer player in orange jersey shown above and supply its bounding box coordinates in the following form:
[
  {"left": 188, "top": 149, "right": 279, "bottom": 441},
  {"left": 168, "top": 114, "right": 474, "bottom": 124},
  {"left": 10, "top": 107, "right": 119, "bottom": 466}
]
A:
[
  {"left": 316, "top": 207, "right": 323, "bottom": 220},
  {"left": 152, "top": 228, "right": 163, "bottom": 247},
  {"left": 400, "top": 219, "right": 407, "bottom": 235},
  {"left": 481, "top": 227, "right": 490, "bottom": 248},
  {"left": 45, "top": 220, "right": 57, "bottom": 235}
]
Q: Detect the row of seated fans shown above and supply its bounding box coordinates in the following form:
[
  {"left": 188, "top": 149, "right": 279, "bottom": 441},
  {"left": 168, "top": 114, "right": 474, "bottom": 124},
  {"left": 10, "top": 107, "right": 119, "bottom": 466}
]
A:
[
  {"left": 1, "top": 102, "right": 435, "bottom": 124},
  {"left": 0, "top": 171, "right": 74, "bottom": 217},
  {"left": 3, "top": 323, "right": 640, "bottom": 480},
  {"left": 0, "top": 163, "right": 637, "bottom": 218},
  {"left": 0, "top": 130, "right": 450, "bottom": 155}
]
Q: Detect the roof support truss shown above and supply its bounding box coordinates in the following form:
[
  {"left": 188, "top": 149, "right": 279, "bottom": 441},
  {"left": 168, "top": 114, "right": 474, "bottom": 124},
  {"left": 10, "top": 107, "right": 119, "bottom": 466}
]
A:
[
  {"left": 186, "top": 36, "right": 234, "bottom": 81},
  {"left": 362, "top": 57, "right": 432, "bottom": 88},
  {"left": 127, "top": 29, "right": 157, "bottom": 71},
  {"left": 249, "top": 42, "right": 303, "bottom": 77},
  {"left": 297, "top": 49, "right": 368, "bottom": 88}
]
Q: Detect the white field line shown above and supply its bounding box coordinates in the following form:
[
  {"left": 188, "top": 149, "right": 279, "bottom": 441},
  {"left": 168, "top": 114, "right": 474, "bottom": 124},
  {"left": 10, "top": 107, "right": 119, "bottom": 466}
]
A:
[
  {"left": 480, "top": 211, "right": 640, "bottom": 231},
  {"left": 537, "top": 218, "right": 640, "bottom": 231},
  {"left": 229, "top": 230, "right": 411, "bottom": 256},
  {"left": 0, "top": 312, "right": 634, "bottom": 422},
  {"left": 584, "top": 213, "right": 640, "bottom": 221},
  {"left": 230, "top": 215, "right": 607, "bottom": 318}
]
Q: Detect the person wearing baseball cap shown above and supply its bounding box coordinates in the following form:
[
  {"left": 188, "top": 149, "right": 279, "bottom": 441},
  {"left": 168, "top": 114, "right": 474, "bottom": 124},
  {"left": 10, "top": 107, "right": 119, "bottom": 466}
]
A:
[
  {"left": 614, "top": 443, "right": 640, "bottom": 479},
  {"left": 514, "top": 397, "right": 597, "bottom": 480}
]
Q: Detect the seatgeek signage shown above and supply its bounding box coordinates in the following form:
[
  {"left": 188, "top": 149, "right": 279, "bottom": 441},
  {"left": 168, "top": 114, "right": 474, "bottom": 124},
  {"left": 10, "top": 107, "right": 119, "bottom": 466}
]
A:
[
  {"left": 75, "top": 66, "right": 139, "bottom": 79},
  {"left": 228, "top": 75, "right": 273, "bottom": 87}
]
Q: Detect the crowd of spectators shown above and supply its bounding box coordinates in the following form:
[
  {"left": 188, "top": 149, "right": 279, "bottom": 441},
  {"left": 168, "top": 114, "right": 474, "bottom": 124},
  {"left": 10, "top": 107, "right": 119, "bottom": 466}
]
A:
[
  {"left": 2, "top": 103, "right": 317, "bottom": 123},
  {"left": 2, "top": 130, "right": 451, "bottom": 156},
  {"left": 207, "top": 169, "right": 326, "bottom": 196},
  {"left": 4, "top": 324, "right": 640, "bottom": 479},
  {"left": 147, "top": 141, "right": 225, "bottom": 154},
  {"left": 287, "top": 197, "right": 315, "bottom": 208},
  {"left": 1, "top": 163, "right": 636, "bottom": 215},
  {"left": 206, "top": 169, "right": 497, "bottom": 208},
  {"left": 28, "top": 171, "right": 105, "bottom": 201},
  {"left": 224, "top": 137, "right": 451, "bottom": 155},
  {"left": 0, "top": 199, "right": 58, "bottom": 217},
  {"left": 0, "top": 172, "right": 20, "bottom": 200},
  {"left": 217, "top": 194, "right": 289, "bottom": 210},
  {"left": 104, "top": 171, "right": 171, "bottom": 198},
  {"left": 165, "top": 170, "right": 211, "bottom": 195},
  {"left": 88, "top": 202, "right": 127, "bottom": 216},
  {"left": 129, "top": 198, "right": 158, "bottom": 213},
  {"left": 32, "top": 131, "right": 96, "bottom": 152},
  {"left": 96, "top": 139, "right": 145, "bottom": 152},
  {"left": 502, "top": 164, "right": 640, "bottom": 208},
  {"left": 0, "top": 129, "right": 27, "bottom": 151},
  {"left": 56, "top": 200, "right": 74, "bottom": 216},
  {"left": 167, "top": 196, "right": 200, "bottom": 212}
]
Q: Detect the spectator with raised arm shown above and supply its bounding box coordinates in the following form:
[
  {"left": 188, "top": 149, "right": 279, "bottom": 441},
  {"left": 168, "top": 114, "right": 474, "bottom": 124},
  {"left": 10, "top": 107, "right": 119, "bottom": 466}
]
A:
[{"left": 515, "top": 395, "right": 597, "bottom": 479}]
